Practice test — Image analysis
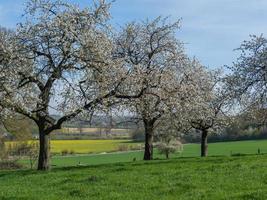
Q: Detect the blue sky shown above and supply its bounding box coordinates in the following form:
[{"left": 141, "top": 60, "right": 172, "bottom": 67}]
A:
[{"left": 0, "top": 0, "right": 267, "bottom": 68}]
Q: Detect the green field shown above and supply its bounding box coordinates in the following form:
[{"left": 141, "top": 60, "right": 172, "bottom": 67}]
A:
[
  {"left": 2, "top": 155, "right": 267, "bottom": 200},
  {"left": 53, "top": 139, "right": 267, "bottom": 156},
  {"left": 54, "top": 139, "right": 267, "bottom": 167},
  {"left": 9, "top": 139, "right": 267, "bottom": 159},
  {"left": 17, "top": 139, "right": 267, "bottom": 168},
  {"left": 181, "top": 139, "right": 267, "bottom": 157}
]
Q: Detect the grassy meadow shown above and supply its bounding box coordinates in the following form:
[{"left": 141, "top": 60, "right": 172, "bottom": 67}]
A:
[
  {"left": 2, "top": 155, "right": 267, "bottom": 200},
  {"left": 4, "top": 139, "right": 267, "bottom": 199}
]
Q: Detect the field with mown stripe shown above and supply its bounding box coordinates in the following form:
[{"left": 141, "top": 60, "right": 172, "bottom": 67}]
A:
[
  {"left": 16, "top": 139, "right": 267, "bottom": 168},
  {"left": 48, "top": 139, "right": 267, "bottom": 167}
]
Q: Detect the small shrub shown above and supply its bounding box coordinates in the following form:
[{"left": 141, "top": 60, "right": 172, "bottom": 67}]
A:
[
  {"left": 6, "top": 142, "right": 38, "bottom": 157},
  {"left": 0, "top": 160, "right": 23, "bottom": 170},
  {"left": 117, "top": 144, "right": 129, "bottom": 152},
  {"left": 61, "top": 149, "right": 69, "bottom": 156},
  {"left": 0, "top": 140, "right": 8, "bottom": 160},
  {"left": 69, "top": 150, "right": 75, "bottom": 155},
  {"left": 61, "top": 149, "right": 75, "bottom": 156},
  {"left": 1, "top": 141, "right": 38, "bottom": 169}
]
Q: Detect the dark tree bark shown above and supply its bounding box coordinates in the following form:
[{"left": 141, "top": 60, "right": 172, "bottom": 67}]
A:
[
  {"left": 201, "top": 129, "right": 208, "bottom": 157},
  {"left": 37, "top": 126, "right": 51, "bottom": 170},
  {"left": 143, "top": 120, "right": 154, "bottom": 160},
  {"left": 165, "top": 151, "right": 169, "bottom": 159}
]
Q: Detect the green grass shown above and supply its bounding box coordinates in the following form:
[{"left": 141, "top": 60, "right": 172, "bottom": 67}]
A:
[
  {"left": 181, "top": 139, "right": 267, "bottom": 157},
  {"left": 2, "top": 155, "right": 267, "bottom": 199},
  {"left": 4, "top": 139, "right": 267, "bottom": 199}
]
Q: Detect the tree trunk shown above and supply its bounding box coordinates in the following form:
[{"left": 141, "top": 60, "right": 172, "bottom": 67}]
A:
[
  {"left": 37, "top": 129, "right": 50, "bottom": 170},
  {"left": 201, "top": 129, "right": 208, "bottom": 157},
  {"left": 166, "top": 151, "right": 169, "bottom": 159},
  {"left": 143, "top": 121, "right": 154, "bottom": 160}
]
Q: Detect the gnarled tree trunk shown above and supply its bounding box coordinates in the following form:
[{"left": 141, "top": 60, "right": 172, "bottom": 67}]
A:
[
  {"left": 37, "top": 128, "right": 50, "bottom": 170},
  {"left": 201, "top": 129, "right": 208, "bottom": 157},
  {"left": 144, "top": 120, "right": 154, "bottom": 160}
]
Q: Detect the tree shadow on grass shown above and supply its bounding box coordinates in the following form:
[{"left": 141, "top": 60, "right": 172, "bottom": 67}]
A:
[
  {"left": 0, "top": 168, "right": 39, "bottom": 178},
  {"left": 0, "top": 196, "right": 31, "bottom": 200}
]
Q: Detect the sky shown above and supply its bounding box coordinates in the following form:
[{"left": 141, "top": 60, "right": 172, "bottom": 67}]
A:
[{"left": 0, "top": 0, "right": 267, "bottom": 68}]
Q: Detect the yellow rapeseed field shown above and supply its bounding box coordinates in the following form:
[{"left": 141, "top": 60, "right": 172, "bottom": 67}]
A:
[
  {"left": 51, "top": 140, "right": 137, "bottom": 153},
  {"left": 6, "top": 140, "right": 140, "bottom": 154}
]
